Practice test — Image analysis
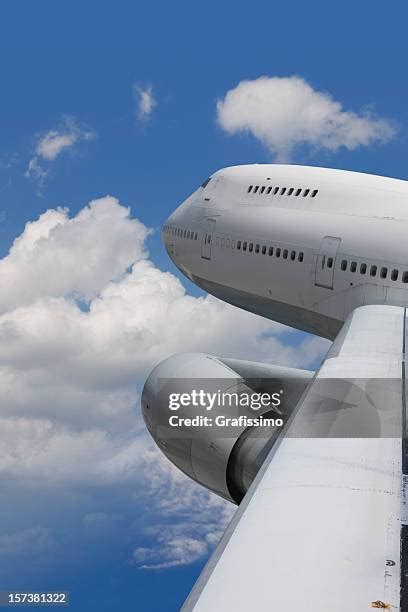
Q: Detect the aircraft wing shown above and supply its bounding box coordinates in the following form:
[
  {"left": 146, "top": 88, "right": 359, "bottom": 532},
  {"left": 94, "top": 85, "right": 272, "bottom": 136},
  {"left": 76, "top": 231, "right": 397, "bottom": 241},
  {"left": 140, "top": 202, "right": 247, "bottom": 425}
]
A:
[{"left": 182, "top": 305, "right": 406, "bottom": 612}]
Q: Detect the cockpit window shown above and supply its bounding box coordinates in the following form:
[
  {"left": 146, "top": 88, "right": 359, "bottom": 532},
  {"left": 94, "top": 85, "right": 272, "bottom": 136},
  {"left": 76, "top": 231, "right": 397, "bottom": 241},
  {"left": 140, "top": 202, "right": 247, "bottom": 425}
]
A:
[{"left": 201, "top": 177, "right": 212, "bottom": 189}]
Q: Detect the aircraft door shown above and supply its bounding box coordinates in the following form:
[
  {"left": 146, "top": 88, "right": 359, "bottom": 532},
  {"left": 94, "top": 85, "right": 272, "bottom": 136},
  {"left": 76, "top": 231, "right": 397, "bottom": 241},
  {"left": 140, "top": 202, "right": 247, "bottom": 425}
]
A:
[
  {"left": 201, "top": 218, "right": 216, "bottom": 260},
  {"left": 314, "top": 236, "right": 341, "bottom": 289}
]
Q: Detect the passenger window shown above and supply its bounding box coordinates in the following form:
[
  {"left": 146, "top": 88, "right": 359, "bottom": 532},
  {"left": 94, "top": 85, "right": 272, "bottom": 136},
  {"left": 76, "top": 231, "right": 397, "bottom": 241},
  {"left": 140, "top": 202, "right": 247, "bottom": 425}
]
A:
[
  {"left": 276, "top": 248, "right": 281, "bottom": 257},
  {"left": 391, "top": 269, "right": 399, "bottom": 281},
  {"left": 248, "top": 186, "right": 253, "bottom": 193},
  {"left": 280, "top": 187, "right": 286, "bottom": 195},
  {"left": 341, "top": 260, "right": 347, "bottom": 271},
  {"left": 237, "top": 241, "right": 241, "bottom": 250},
  {"left": 232, "top": 240, "right": 236, "bottom": 248},
  {"left": 311, "top": 189, "right": 318, "bottom": 197},
  {"left": 298, "top": 252, "right": 304, "bottom": 262},
  {"left": 380, "top": 267, "right": 387, "bottom": 279},
  {"left": 243, "top": 242, "right": 247, "bottom": 251},
  {"left": 184, "top": 230, "right": 187, "bottom": 237},
  {"left": 260, "top": 186, "right": 265, "bottom": 194},
  {"left": 403, "top": 272, "right": 408, "bottom": 283},
  {"left": 350, "top": 262, "right": 357, "bottom": 272},
  {"left": 249, "top": 243, "right": 253, "bottom": 252},
  {"left": 255, "top": 244, "right": 260, "bottom": 253},
  {"left": 273, "top": 187, "right": 279, "bottom": 195},
  {"left": 360, "top": 263, "right": 367, "bottom": 274},
  {"left": 327, "top": 257, "right": 333, "bottom": 268},
  {"left": 290, "top": 250, "right": 296, "bottom": 260},
  {"left": 295, "top": 188, "right": 302, "bottom": 196},
  {"left": 195, "top": 232, "right": 198, "bottom": 240},
  {"left": 187, "top": 231, "right": 190, "bottom": 239},
  {"left": 262, "top": 245, "right": 267, "bottom": 254},
  {"left": 283, "top": 249, "right": 288, "bottom": 259},
  {"left": 266, "top": 186, "right": 272, "bottom": 194},
  {"left": 268, "top": 246, "right": 273, "bottom": 256},
  {"left": 287, "top": 188, "right": 294, "bottom": 196},
  {"left": 253, "top": 186, "right": 259, "bottom": 193},
  {"left": 370, "top": 265, "right": 377, "bottom": 277},
  {"left": 303, "top": 189, "right": 310, "bottom": 197}
]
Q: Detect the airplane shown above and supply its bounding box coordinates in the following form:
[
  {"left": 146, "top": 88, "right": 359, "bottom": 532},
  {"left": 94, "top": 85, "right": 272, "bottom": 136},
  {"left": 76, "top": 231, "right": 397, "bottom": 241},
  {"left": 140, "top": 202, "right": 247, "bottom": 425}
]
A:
[{"left": 142, "top": 164, "right": 408, "bottom": 611}]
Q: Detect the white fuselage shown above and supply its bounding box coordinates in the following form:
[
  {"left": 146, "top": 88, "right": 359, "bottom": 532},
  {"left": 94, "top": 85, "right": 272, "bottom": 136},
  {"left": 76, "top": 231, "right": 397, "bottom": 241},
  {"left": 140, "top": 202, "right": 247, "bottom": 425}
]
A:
[{"left": 163, "top": 164, "right": 408, "bottom": 340}]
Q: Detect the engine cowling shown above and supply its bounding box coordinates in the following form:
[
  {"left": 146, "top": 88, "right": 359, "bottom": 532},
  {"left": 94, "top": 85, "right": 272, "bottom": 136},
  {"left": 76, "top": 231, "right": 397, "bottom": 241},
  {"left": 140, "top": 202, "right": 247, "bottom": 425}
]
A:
[{"left": 141, "top": 353, "right": 313, "bottom": 504}]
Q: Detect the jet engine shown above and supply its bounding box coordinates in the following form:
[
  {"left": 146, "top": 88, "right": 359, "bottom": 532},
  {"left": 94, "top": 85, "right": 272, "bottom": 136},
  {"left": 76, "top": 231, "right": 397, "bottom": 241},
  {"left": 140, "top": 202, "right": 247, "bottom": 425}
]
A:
[{"left": 142, "top": 353, "right": 313, "bottom": 504}]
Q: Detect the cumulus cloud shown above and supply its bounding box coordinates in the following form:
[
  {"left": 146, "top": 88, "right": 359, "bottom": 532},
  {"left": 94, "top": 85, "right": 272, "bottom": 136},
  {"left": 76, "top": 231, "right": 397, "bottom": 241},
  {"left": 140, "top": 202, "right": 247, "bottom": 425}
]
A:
[
  {"left": 134, "top": 84, "right": 156, "bottom": 121},
  {"left": 216, "top": 76, "right": 396, "bottom": 161},
  {"left": 0, "top": 196, "right": 328, "bottom": 571},
  {"left": 0, "top": 196, "right": 149, "bottom": 312},
  {"left": 134, "top": 468, "right": 235, "bottom": 569},
  {"left": 25, "top": 116, "right": 95, "bottom": 183}
]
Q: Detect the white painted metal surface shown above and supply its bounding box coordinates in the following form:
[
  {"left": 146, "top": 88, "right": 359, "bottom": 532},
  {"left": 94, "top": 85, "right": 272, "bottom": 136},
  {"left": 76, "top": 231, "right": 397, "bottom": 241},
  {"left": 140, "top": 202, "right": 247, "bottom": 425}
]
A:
[
  {"left": 182, "top": 305, "right": 404, "bottom": 611},
  {"left": 158, "top": 165, "right": 408, "bottom": 609}
]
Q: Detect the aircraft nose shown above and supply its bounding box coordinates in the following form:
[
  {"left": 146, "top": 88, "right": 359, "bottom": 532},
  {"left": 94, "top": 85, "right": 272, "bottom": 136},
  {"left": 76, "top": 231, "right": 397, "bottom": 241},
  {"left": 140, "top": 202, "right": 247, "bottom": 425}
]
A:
[{"left": 161, "top": 216, "right": 175, "bottom": 260}]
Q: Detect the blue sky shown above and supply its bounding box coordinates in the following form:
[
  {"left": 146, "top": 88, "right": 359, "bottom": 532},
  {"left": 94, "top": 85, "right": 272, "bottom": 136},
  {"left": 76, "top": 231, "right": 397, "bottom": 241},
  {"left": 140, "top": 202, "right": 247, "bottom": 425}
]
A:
[{"left": 0, "top": 1, "right": 407, "bottom": 611}]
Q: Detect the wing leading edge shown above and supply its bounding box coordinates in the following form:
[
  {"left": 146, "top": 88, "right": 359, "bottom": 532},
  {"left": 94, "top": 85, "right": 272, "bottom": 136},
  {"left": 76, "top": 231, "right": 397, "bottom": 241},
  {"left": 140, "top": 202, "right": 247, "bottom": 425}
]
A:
[{"left": 182, "top": 305, "right": 406, "bottom": 612}]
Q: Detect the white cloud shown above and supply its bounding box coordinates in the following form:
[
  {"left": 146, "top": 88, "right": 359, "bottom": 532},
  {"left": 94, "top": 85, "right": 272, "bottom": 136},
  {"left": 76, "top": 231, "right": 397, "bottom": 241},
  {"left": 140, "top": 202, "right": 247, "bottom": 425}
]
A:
[
  {"left": 133, "top": 470, "right": 235, "bottom": 569},
  {"left": 25, "top": 116, "right": 95, "bottom": 183},
  {"left": 0, "top": 196, "right": 148, "bottom": 312},
  {"left": 0, "top": 526, "right": 55, "bottom": 557},
  {"left": 216, "top": 76, "right": 396, "bottom": 161},
  {"left": 0, "top": 196, "right": 328, "bottom": 569},
  {"left": 134, "top": 84, "right": 156, "bottom": 121}
]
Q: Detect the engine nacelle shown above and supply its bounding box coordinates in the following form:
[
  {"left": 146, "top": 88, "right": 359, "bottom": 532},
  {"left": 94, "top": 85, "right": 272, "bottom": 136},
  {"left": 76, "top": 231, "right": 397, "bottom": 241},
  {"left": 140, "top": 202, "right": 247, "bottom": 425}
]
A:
[{"left": 141, "top": 353, "right": 313, "bottom": 504}]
